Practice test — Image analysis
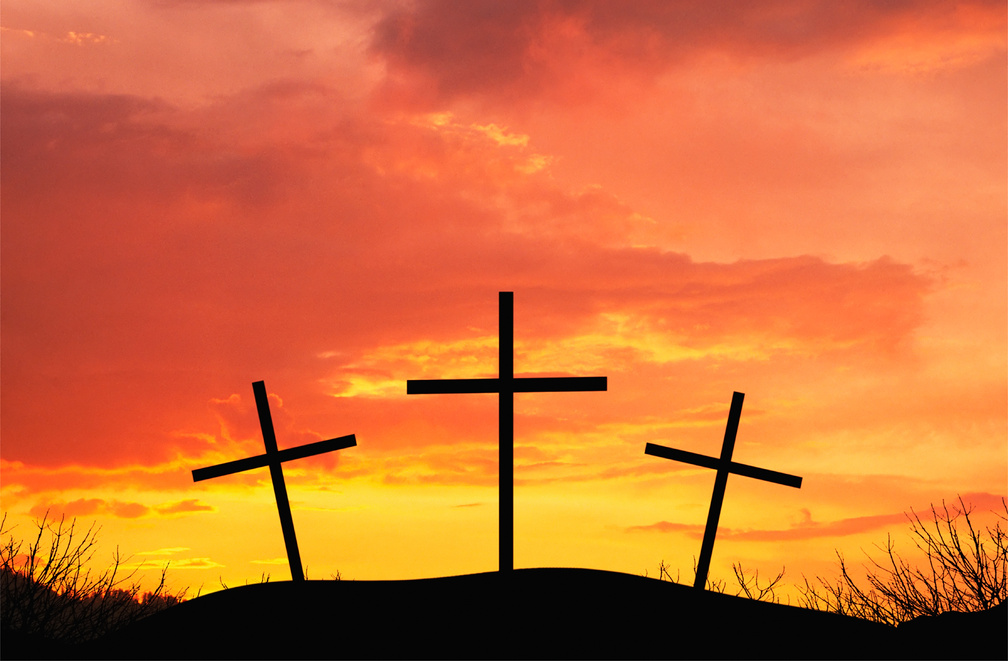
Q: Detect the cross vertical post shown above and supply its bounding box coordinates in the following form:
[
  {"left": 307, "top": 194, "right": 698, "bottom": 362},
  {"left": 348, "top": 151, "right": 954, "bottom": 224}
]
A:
[
  {"left": 499, "top": 292, "right": 515, "bottom": 572},
  {"left": 645, "top": 391, "right": 802, "bottom": 590},
  {"left": 407, "top": 291, "right": 607, "bottom": 572},
  {"left": 253, "top": 380, "right": 305, "bottom": 582},
  {"left": 693, "top": 390, "right": 744, "bottom": 589},
  {"left": 192, "top": 380, "right": 357, "bottom": 582}
]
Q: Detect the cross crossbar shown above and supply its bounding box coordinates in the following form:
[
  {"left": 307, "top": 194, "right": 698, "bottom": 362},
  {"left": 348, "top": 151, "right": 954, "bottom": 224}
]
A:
[
  {"left": 645, "top": 392, "right": 802, "bottom": 589},
  {"left": 407, "top": 291, "right": 607, "bottom": 572},
  {"left": 407, "top": 376, "right": 608, "bottom": 395},
  {"left": 192, "top": 380, "right": 356, "bottom": 582},
  {"left": 643, "top": 443, "right": 802, "bottom": 488},
  {"left": 193, "top": 434, "right": 357, "bottom": 482}
]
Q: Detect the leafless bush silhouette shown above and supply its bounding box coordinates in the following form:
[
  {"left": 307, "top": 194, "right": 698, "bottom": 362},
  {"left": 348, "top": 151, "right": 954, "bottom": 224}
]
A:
[
  {"left": 644, "top": 558, "right": 679, "bottom": 582},
  {"left": 700, "top": 559, "right": 785, "bottom": 601},
  {"left": 649, "top": 557, "right": 785, "bottom": 603},
  {"left": 0, "top": 511, "right": 186, "bottom": 644},
  {"left": 799, "top": 496, "right": 1007, "bottom": 625},
  {"left": 732, "top": 562, "right": 786, "bottom": 603},
  {"left": 218, "top": 571, "right": 271, "bottom": 590}
]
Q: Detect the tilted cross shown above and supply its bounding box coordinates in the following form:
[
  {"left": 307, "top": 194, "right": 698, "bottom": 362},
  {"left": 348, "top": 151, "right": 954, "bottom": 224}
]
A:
[
  {"left": 407, "top": 291, "right": 607, "bottom": 571},
  {"left": 645, "top": 391, "right": 802, "bottom": 589},
  {"left": 193, "top": 380, "right": 356, "bottom": 582}
]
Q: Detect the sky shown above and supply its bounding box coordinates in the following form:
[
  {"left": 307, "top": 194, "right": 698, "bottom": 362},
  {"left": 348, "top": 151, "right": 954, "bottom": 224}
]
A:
[{"left": 1, "top": 0, "right": 1005, "bottom": 599}]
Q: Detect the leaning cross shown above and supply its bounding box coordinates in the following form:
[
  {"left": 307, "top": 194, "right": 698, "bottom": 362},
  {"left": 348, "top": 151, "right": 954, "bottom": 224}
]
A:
[
  {"left": 407, "top": 291, "right": 607, "bottom": 572},
  {"left": 192, "top": 380, "right": 356, "bottom": 582},
  {"left": 645, "top": 391, "right": 802, "bottom": 590}
]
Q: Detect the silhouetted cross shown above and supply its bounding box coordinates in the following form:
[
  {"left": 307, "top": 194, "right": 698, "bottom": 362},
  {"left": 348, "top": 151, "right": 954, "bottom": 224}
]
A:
[
  {"left": 192, "top": 380, "right": 356, "bottom": 582},
  {"left": 645, "top": 392, "right": 802, "bottom": 589},
  {"left": 407, "top": 291, "right": 607, "bottom": 572}
]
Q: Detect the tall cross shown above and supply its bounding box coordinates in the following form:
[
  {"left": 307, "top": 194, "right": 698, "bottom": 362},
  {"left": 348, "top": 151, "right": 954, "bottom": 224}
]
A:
[
  {"left": 193, "top": 380, "right": 356, "bottom": 582},
  {"left": 645, "top": 391, "right": 802, "bottom": 590},
  {"left": 407, "top": 291, "right": 607, "bottom": 572}
]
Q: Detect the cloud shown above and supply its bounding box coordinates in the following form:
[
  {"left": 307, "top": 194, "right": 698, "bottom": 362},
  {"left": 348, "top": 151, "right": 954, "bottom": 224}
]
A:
[
  {"left": 136, "top": 547, "right": 191, "bottom": 556},
  {"left": 627, "top": 520, "right": 704, "bottom": 536},
  {"left": 155, "top": 500, "right": 214, "bottom": 515},
  {"left": 722, "top": 510, "right": 909, "bottom": 542},
  {"left": 377, "top": 444, "right": 500, "bottom": 487},
  {"left": 620, "top": 495, "right": 1008, "bottom": 544},
  {"left": 1, "top": 458, "right": 202, "bottom": 495},
  {"left": 26, "top": 497, "right": 217, "bottom": 520},
  {"left": 29, "top": 498, "right": 151, "bottom": 519},
  {"left": 0, "top": 81, "right": 935, "bottom": 475},
  {"left": 202, "top": 389, "right": 343, "bottom": 474},
  {"left": 0, "top": 26, "right": 38, "bottom": 39},
  {"left": 169, "top": 557, "right": 224, "bottom": 569},
  {"left": 625, "top": 505, "right": 978, "bottom": 542},
  {"left": 325, "top": 252, "right": 931, "bottom": 396},
  {"left": 61, "top": 31, "right": 116, "bottom": 46},
  {"left": 919, "top": 492, "right": 1007, "bottom": 519},
  {"left": 0, "top": 25, "right": 117, "bottom": 46},
  {"left": 370, "top": 0, "right": 1006, "bottom": 108}
]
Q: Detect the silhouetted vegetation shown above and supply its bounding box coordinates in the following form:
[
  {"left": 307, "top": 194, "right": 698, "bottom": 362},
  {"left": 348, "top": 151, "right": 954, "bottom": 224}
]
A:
[
  {"left": 0, "top": 511, "right": 186, "bottom": 645},
  {"left": 651, "top": 557, "right": 787, "bottom": 603},
  {"left": 649, "top": 495, "right": 1006, "bottom": 620},
  {"left": 732, "top": 563, "right": 787, "bottom": 602},
  {"left": 218, "top": 571, "right": 270, "bottom": 590},
  {"left": 799, "top": 496, "right": 1006, "bottom": 624}
]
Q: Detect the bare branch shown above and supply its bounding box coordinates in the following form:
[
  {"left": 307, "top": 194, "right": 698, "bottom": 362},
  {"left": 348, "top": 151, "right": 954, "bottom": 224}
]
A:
[
  {"left": 800, "top": 496, "right": 1007, "bottom": 625},
  {"left": 1, "top": 510, "right": 188, "bottom": 644}
]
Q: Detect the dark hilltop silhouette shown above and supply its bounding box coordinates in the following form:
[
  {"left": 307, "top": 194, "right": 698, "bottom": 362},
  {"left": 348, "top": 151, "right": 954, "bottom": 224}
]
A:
[{"left": 38, "top": 568, "right": 1002, "bottom": 660}]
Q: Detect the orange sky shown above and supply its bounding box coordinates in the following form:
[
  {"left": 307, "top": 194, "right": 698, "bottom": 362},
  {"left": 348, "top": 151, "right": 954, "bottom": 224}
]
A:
[{"left": 1, "top": 1, "right": 1005, "bottom": 598}]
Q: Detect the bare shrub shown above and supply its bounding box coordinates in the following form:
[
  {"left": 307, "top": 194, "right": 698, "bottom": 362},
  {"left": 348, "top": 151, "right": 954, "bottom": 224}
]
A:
[
  {"left": 646, "top": 559, "right": 678, "bottom": 582},
  {"left": 217, "top": 571, "right": 271, "bottom": 590},
  {"left": 648, "top": 557, "right": 784, "bottom": 603},
  {"left": 800, "top": 496, "right": 1007, "bottom": 625},
  {"left": 699, "top": 560, "right": 784, "bottom": 601},
  {"left": 0, "top": 511, "right": 186, "bottom": 644},
  {"left": 732, "top": 562, "right": 786, "bottom": 603}
]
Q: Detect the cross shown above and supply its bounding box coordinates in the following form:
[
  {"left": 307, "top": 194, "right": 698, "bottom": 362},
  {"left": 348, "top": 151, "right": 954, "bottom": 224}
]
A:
[
  {"left": 407, "top": 291, "right": 607, "bottom": 572},
  {"left": 192, "top": 380, "right": 356, "bottom": 582},
  {"left": 645, "top": 391, "right": 802, "bottom": 590}
]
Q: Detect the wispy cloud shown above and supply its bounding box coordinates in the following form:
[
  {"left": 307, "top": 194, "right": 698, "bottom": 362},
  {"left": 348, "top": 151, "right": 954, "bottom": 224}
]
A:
[
  {"left": 28, "top": 498, "right": 214, "bottom": 521},
  {"left": 136, "top": 547, "right": 191, "bottom": 556},
  {"left": 0, "top": 26, "right": 117, "bottom": 46},
  {"left": 155, "top": 500, "right": 214, "bottom": 515},
  {"left": 628, "top": 509, "right": 914, "bottom": 542},
  {"left": 29, "top": 498, "right": 150, "bottom": 520},
  {"left": 250, "top": 557, "right": 290, "bottom": 566},
  {"left": 169, "top": 558, "right": 224, "bottom": 570}
]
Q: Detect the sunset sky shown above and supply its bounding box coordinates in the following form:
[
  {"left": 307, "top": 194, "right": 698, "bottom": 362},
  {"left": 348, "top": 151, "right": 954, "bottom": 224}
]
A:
[{"left": 2, "top": 1, "right": 1005, "bottom": 598}]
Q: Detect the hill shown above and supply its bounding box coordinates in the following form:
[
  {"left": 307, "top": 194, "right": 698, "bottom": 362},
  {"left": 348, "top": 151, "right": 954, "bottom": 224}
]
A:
[{"left": 6, "top": 568, "right": 1005, "bottom": 659}]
